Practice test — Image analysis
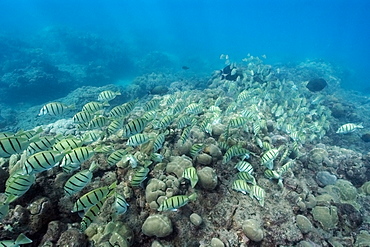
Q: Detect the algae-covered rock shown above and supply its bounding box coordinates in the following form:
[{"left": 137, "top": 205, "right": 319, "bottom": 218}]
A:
[
  {"left": 189, "top": 213, "right": 203, "bottom": 226},
  {"left": 142, "top": 214, "right": 173, "bottom": 237},
  {"left": 335, "top": 179, "right": 358, "bottom": 201},
  {"left": 296, "top": 215, "right": 313, "bottom": 234},
  {"left": 242, "top": 219, "right": 264, "bottom": 242},
  {"left": 316, "top": 171, "right": 337, "bottom": 187},
  {"left": 197, "top": 166, "right": 218, "bottom": 190},
  {"left": 355, "top": 230, "right": 370, "bottom": 247},
  {"left": 166, "top": 156, "right": 193, "bottom": 178},
  {"left": 145, "top": 178, "right": 166, "bottom": 209},
  {"left": 308, "top": 148, "right": 328, "bottom": 164},
  {"left": 312, "top": 205, "right": 338, "bottom": 231},
  {"left": 88, "top": 221, "right": 133, "bottom": 246},
  {"left": 203, "top": 144, "right": 223, "bottom": 160},
  {"left": 211, "top": 237, "right": 225, "bottom": 247},
  {"left": 56, "top": 228, "right": 87, "bottom": 247},
  {"left": 360, "top": 181, "right": 370, "bottom": 195},
  {"left": 196, "top": 153, "right": 212, "bottom": 165}
]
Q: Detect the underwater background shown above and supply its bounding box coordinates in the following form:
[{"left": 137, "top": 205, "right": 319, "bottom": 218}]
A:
[{"left": 1, "top": 1, "right": 370, "bottom": 247}]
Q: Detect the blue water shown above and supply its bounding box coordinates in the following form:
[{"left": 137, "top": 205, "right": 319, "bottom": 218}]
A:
[{"left": 0, "top": 0, "right": 369, "bottom": 93}]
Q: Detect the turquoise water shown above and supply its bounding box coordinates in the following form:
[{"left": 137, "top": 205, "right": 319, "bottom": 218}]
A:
[{"left": 0, "top": 0, "right": 369, "bottom": 104}]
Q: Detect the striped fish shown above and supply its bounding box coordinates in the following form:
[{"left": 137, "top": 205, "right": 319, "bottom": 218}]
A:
[
  {"left": 336, "top": 123, "right": 363, "bottom": 134},
  {"left": 158, "top": 193, "right": 197, "bottom": 211},
  {"left": 114, "top": 193, "right": 129, "bottom": 214},
  {"left": 73, "top": 111, "right": 94, "bottom": 124},
  {"left": 72, "top": 182, "right": 116, "bottom": 212},
  {"left": 126, "top": 133, "right": 151, "bottom": 147},
  {"left": 190, "top": 144, "right": 204, "bottom": 158},
  {"left": 53, "top": 137, "right": 83, "bottom": 152},
  {"left": 88, "top": 116, "right": 109, "bottom": 129},
  {"left": 109, "top": 105, "right": 126, "bottom": 118},
  {"left": 4, "top": 174, "right": 36, "bottom": 204},
  {"left": 15, "top": 127, "right": 43, "bottom": 141},
  {"left": 228, "top": 117, "right": 247, "bottom": 128},
  {"left": 60, "top": 146, "right": 95, "bottom": 167},
  {"left": 82, "top": 101, "right": 109, "bottom": 113},
  {"left": 0, "top": 233, "right": 33, "bottom": 246},
  {"left": 179, "top": 126, "right": 191, "bottom": 144},
  {"left": 130, "top": 167, "right": 150, "bottom": 187},
  {"left": 166, "top": 94, "right": 177, "bottom": 106},
  {"left": 107, "top": 149, "right": 128, "bottom": 166},
  {"left": 38, "top": 102, "right": 73, "bottom": 116},
  {"left": 23, "top": 150, "right": 64, "bottom": 174},
  {"left": 177, "top": 116, "right": 195, "bottom": 129},
  {"left": 251, "top": 185, "right": 266, "bottom": 207},
  {"left": 261, "top": 148, "right": 279, "bottom": 169},
  {"left": 182, "top": 167, "right": 198, "bottom": 188},
  {"left": 278, "top": 160, "right": 294, "bottom": 176},
  {"left": 106, "top": 119, "right": 121, "bottom": 135},
  {"left": 0, "top": 136, "right": 32, "bottom": 158},
  {"left": 27, "top": 135, "right": 59, "bottom": 155},
  {"left": 64, "top": 162, "right": 98, "bottom": 196},
  {"left": 172, "top": 101, "right": 186, "bottom": 115},
  {"left": 98, "top": 90, "right": 121, "bottom": 102},
  {"left": 264, "top": 169, "right": 280, "bottom": 180},
  {"left": 237, "top": 172, "right": 256, "bottom": 185},
  {"left": 153, "top": 132, "right": 167, "bottom": 152},
  {"left": 232, "top": 179, "right": 252, "bottom": 196},
  {"left": 222, "top": 146, "right": 250, "bottom": 164},
  {"left": 0, "top": 132, "right": 14, "bottom": 138},
  {"left": 122, "top": 118, "right": 147, "bottom": 138},
  {"left": 80, "top": 200, "right": 104, "bottom": 232},
  {"left": 234, "top": 161, "right": 253, "bottom": 173},
  {"left": 144, "top": 98, "right": 161, "bottom": 111},
  {"left": 82, "top": 130, "right": 104, "bottom": 145},
  {"left": 157, "top": 115, "right": 175, "bottom": 129},
  {"left": 142, "top": 111, "right": 157, "bottom": 122},
  {"left": 186, "top": 103, "right": 202, "bottom": 114}
]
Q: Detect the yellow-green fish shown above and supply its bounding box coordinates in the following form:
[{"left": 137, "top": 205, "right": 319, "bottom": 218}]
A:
[
  {"left": 126, "top": 133, "right": 152, "bottom": 147},
  {"left": 82, "top": 101, "right": 109, "bottom": 113},
  {"left": 251, "top": 185, "right": 266, "bottom": 207},
  {"left": 38, "top": 102, "right": 73, "bottom": 116},
  {"left": 261, "top": 148, "right": 279, "bottom": 169},
  {"left": 114, "top": 193, "right": 129, "bottom": 215},
  {"left": 237, "top": 172, "right": 256, "bottom": 185},
  {"left": 61, "top": 146, "right": 95, "bottom": 167},
  {"left": 23, "top": 150, "right": 64, "bottom": 174},
  {"left": 4, "top": 174, "right": 36, "bottom": 203},
  {"left": 122, "top": 118, "right": 147, "bottom": 138},
  {"left": 222, "top": 146, "right": 250, "bottom": 164},
  {"left": 0, "top": 233, "right": 32, "bottom": 247},
  {"left": 64, "top": 162, "right": 98, "bottom": 196},
  {"left": 0, "top": 136, "right": 32, "bottom": 158},
  {"left": 158, "top": 193, "right": 197, "bottom": 211},
  {"left": 336, "top": 123, "right": 363, "bottom": 134},
  {"left": 26, "top": 135, "right": 59, "bottom": 155},
  {"left": 232, "top": 179, "right": 252, "bottom": 196},
  {"left": 190, "top": 144, "right": 204, "bottom": 158},
  {"left": 130, "top": 167, "right": 149, "bottom": 187},
  {"left": 72, "top": 182, "right": 116, "bottom": 212},
  {"left": 107, "top": 149, "right": 128, "bottom": 166},
  {"left": 73, "top": 111, "right": 94, "bottom": 124},
  {"left": 234, "top": 161, "right": 253, "bottom": 173},
  {"left": 53, "top": 137, "right": 83, "bottom": 152},
  {"left": 182, "top": 167, "right": 198, "bottom": 188},
  {"left": 98, "top": 90, "right": 121, "bottom": 102},
  {"left": 80, "top": 199, "right": 105, "bottom": 232}
]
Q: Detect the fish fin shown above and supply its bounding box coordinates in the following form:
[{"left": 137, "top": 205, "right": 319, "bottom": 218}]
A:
[{"left": 15, "top": 233, "right": 33, "bottom": 244}]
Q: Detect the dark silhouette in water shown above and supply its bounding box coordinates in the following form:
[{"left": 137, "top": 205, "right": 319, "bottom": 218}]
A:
[
  {"left": 306, "top": 78, "right": 327, "bottom": 92},
  {"left": 182, "top": 66, "right": 189, "bottom": 70}
]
